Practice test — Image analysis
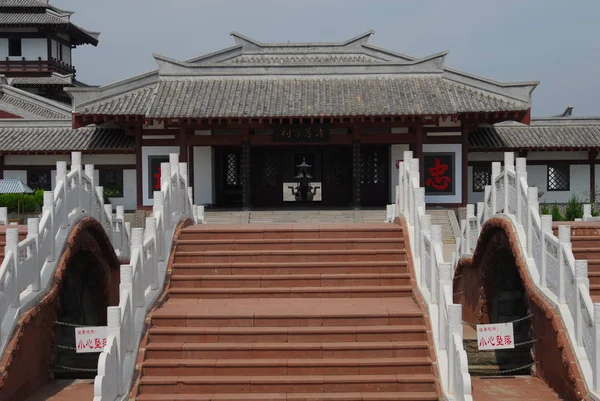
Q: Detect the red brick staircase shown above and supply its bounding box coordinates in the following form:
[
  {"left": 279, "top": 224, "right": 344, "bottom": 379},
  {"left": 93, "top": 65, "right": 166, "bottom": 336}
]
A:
[
  {"left": 132, "top": 223, "right": 441, "bottom": 401},
  {"left": 555, "top": 222, "right": 600, "bottom": 302}
]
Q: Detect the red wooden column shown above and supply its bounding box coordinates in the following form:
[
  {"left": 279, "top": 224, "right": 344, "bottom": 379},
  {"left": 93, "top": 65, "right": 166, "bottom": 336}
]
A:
[
  {"left": 414, "top": 123, "right": 424, "bottom": 180},
  {"left": 241, "top": 128, "right": 252, "bottom": 210},
  {"left": 461, "top": 121, "right": 470, "bottom": 206},
  {"left": 590, "top": 150, "right": 598, "bottom": 204},
  {"left": 135, "top": 125, "right": 143, "bottom": 209},
  {"left": 351, "top": 126, "right": 361, "bottom": 209},
  {"left": 179, "top": 125, "right": 188, "bottom": 163},
  {"left": 0, "top": 155, "right": 4, "bottom": 179}
]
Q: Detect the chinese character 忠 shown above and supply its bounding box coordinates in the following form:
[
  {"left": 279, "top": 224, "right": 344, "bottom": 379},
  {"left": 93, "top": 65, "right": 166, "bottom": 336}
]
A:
[
  {"left": 153, "top": 167, "right": 161, "bottom": 190},
  {"left": 426, "top": 158, "right": 451, "bottom": 191}
]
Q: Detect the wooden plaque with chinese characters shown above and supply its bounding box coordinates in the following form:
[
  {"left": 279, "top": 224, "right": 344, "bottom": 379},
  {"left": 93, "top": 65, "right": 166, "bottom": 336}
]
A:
[
  {"left": 423, "top": 152, "right": 455, "bottom": 195},
  {"left": 272, "top": 125, "right": 330, "bottom": 142}
]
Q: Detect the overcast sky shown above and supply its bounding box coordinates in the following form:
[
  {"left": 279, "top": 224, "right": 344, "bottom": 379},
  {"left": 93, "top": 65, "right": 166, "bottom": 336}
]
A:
[{"left": 54, "top": 0, "right": 600, "bottom": 117}]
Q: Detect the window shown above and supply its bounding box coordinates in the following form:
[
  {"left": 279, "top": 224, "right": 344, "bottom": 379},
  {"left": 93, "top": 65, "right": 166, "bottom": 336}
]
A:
[
  {"left": 99, "top": 170, "right": 124, "bottom": 198},
  {"left": 547, "top": 164, "right": 570, "bottom": 191},
  {"left": 472, "top": 164, "right": 491, "bottom": 192},
  {"left": 8, "top": 38, "right": 21, "bottom": 57},
  {"left": 27, "top": 170, "right": 51, "bottom": 191}
]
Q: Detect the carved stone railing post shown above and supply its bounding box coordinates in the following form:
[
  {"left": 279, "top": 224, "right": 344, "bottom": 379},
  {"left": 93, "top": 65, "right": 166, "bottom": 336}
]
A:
[
  {"left": 414, "top": 187, "right": 424, "bottom": 256},
  {"left": 466, "top": 204, "right": 475, "bottom": 253},
  {"left": 527, "top": 187, "right": 538, "bottom": 258},
  {"left": 504, "top": 152, "right": 514, "bottom": 213},
  {"left": 438, "top": 262, "right": 453, "bottom": 351},
  {"left": 430, "top": 225, "right": 442, "bottom": 304},
  {"left": 56, "top": 160, "right": 68, "bottom": 228},
  {"left": 145, "top": 217, "right": 158, "bottom": 290},
  {"left": 0, "top": 207, "right": 7, "bottom": 225},
  {"left": 447, "top": 304, "right": 463, "bottom": 394},
  {"left": 575, "top": 260, "right": 589, "bottom": 346},
  {"left": 27, "top": 218, "right": 40, "bottom": 291},
  {"left": 540, "top": 215, "right": 552, "bottom": 287},
  {"left": 420, "top": 214, "right": 431, "bottom": 289},
  {"left": 594, "top": 303, "right": 600, "bottom": 391},
  {"left": 584, "top": 204, "right": 593, "bottom": 221},
  {"left": 153, "top": 191, "right": 165, "bottom": 261},
  {"left": 84, "top": 164, "right": 95, "bottom": 218},
  {"left": 106, "top": 306, "right": 123, "bottom": 396},
  {"left": 42, "top": 191, "right": 54, "bottom": 262},
  {"left": 491, "top": 162, "right": 501, "bottom": 214},
  {"left": 558, "top": 225, "right": 570, "bottom": 303},
  {"left": 72, "top": 152, "right": 82, "bottom": 214},
  {"left": 160, "top": 162, "right": 171, "bottom": 229},
  {"left": 4, "top": 229, "right": 19, "bottom": 306},
  {"left": 516, "top": 157, "right": 527, "bottom": 223},
  {"left": 476, "top": 202, "right": 484, "bottom": 233},
  {"left": 196, "top": 205, "right": 205, "bottom": 224}
]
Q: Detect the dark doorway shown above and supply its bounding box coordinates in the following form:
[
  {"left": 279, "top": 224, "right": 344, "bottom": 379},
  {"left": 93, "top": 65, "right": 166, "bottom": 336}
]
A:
[
  {"left": 53, "top": 250, "right": 108, "bottom": 379},
  {"left": 215, "top": 147, "right": 243, "bottom": 206},
  {"left": 360, "top": 145, "right": 389, "bottom": 206}
]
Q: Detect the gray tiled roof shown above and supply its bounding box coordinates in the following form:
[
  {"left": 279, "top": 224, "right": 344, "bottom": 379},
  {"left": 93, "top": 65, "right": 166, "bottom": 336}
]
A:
[
  {"left": 0, "top": 88, "right": 70, "bottom": 119},
  {"left": 0, "top": 0, "right": 46, "bottom": 7},
  {"left": 0, "top": 12, "right": 69, "bottom": 25},
  {"left": 79, "top": 85, "right": 156, "bottom": 115},
  {"left": 0, "top": 179, "right": 33, "bottom": 194},
  {"left": 78, "top": 76, "right": 529, "bottom": 119},
  {"left": 470, "top": 122, "right": 600, "bottom": 150},
  {"left": 10, "top": 75, "right": 73, "bottom": 86},
  {"left": 0, "top": 126, "right": 134, "bottom": 153}
]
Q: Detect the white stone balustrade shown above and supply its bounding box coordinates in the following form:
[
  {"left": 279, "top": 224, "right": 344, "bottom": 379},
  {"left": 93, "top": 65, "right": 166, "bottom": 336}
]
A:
[
  {"left": 391, "top": 151, "right": 473, "bottom": 401},
  {"left": 458, "top": 152, "right": 600, "bottom": 397},
  {"left": 0, "top": 152, "right": 202, "bottom": 401}
]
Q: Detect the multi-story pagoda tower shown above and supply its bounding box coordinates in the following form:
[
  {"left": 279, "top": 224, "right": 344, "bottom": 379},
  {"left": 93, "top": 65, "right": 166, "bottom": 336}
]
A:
[{"left": 0, "top": 0, "right": 99, "bottom": 103}]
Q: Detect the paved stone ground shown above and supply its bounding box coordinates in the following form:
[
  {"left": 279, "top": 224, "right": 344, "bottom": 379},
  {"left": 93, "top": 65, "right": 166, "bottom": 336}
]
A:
[
  {"left": 471, "top": 376, "right": 562, "bottom": 400},
  {"left": 23, "top": 380, "right": 94, "bottom": 401}
]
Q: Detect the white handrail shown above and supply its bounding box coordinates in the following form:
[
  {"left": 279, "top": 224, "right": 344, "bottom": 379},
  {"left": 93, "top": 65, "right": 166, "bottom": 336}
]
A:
[
  {"left": 457, "top": 152, "right": 600, "bottom": 395},
  {"left": 392, "top": 151, "right": 472, "bottom": 401},
  {"left": 93, "top": 153, "right": 201, "bottom": 401},
  {"left": 0, "top": 152, "right": 132, "bottom": 359}
]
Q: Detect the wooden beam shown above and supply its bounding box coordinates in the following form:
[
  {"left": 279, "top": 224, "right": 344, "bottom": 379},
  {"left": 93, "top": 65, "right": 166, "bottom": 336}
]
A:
[
  {"left": 179, "top": 125, "right": 188, "bottom": 162},
  {"left": 0, "top": 155, "right": 3, "bottom": 180}
]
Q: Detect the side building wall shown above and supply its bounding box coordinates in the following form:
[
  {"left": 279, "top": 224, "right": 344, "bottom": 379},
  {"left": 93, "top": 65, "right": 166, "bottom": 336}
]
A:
[
  {"left": 468, "top": 151, "right": 597, "bottom": 205},
  {"left": 3, "top": 154, "right": 137, "bottom": 211}
]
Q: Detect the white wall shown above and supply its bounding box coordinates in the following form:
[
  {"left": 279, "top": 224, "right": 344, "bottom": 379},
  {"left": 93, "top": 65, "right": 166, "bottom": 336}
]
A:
[
  {"left": 193, "top": 146, "right": 214, "bottom": 205},
  {"left": 141, "top": 146, "right": 180, "bottom": 206},
  {"left": 93, "top": 169, "right": 137, "bottom": 211},
  {"left": 61, "top": 44, "right": 71, "bottom": 64},
  {"left": 3, "top": 170, "right": 26, "bottom": 183},
  {"left": 22, "top": 38, "right": 47, "bottom": 60},
  {"left": 529, "top": 164, "right": 591, "bottom": 204},
  {"left": 423, "top": 143, "right": 463, "bottom": 204},
  {"left": 0, "top": 39, "right": 8, "bottom": 59},
  {"left": 390, "top": 144, "right": 409, "bottom": 203}
]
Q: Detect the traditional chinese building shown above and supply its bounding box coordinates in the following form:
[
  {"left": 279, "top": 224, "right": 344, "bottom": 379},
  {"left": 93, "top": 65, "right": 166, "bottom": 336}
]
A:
[
  {"left": 0, "top": 8, "right": 599, "bottom": 212},
  {"left": 63, "top": 31, "right": 539, "bottom": 210}
]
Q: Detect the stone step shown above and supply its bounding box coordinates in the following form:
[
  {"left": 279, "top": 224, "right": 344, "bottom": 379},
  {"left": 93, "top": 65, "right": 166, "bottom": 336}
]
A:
[
  {"left": 170, "top": 273, "right": 411, "bottom": 288},
  {"left": 173, "top": 249, "right": 407, "bottom": 264},
  {"left": 148, "top": 326, "right": 428, "bottom": 343},
  {"left": 137, "top": 392, "right": 440, "bottom": 401},
  {"left": 141, "top": 357, "right": 433, "bottom": 376},
  {"left": 180, "top": 224, "right": 402, "bottom": 240},
  {"left": 176, "top": 238, "right": 404, "bottom": 252},
  {"left": 144, "top": 341, "right": 431, "bottom": 360},
  {"left": 137, "top": 374, "right": 438, "bottom": 394},
  {"left": 171, "top": 261, "right": 408, "bottom": 275},
  {"left": 151, "top": 311, "right": 424, "bottom": 328},
  {"left": 168, "top": 286, "right": 413, "bottom": 299}
]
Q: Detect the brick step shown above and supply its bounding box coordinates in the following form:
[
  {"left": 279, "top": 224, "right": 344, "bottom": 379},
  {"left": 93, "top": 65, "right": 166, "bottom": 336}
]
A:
[
  {"left": 570, "top": 236, "right": 600, "bottom": 247},
  {"left": 137, "top": 374, "right": 437, "bottom": 394},
  {"left": 151, "top": 311, "right": 424, "bottom": 328},
  {"left": 148, "top": 325, "right": 428, "bottom": 343},
  {"left": 587, "top": 271, "right": 600, "bottom": 284},
  {"left": 176, "top": 238, "right": 404, "bottom": 252},
  {"left": 141, "top": 357, "right": 433, "bottom": 376},
  {"left": 180, "top": 225, "right": 402, "bottom": 240},
  {"left": 553, "top": 225, "right": 600, "bottom": 237},
  {"left": 172, "top": 261, "right": 408, "bottom": 275},
  {"left": 572, "top": 249, "right": 600, "bottom": 260},
  {"left": 168, "top": 286, "right": 413, "bottom": 299},
  {"left": 174, "top": 249, "right": 407, "bottom": 264},
  {"left": 170, "top": 273, "right": 411, "bottom": 288},
  {"left": 136, "top": 391, "right": 439, "bottom": 401},
  {"left": 144, "top": 341, "right": 431, "bottom": 359}
]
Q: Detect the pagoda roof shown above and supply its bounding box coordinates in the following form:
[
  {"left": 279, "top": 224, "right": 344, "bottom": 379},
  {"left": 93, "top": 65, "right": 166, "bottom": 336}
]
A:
[
  {"left": 0, "top": 119, "right": 132, "bottom": 154},
  {"left": 0, "top": 0, "right": 99, "bottom": 46},
  {"left": 470, "top": 114, "right": 600, "bottom": 151},
  {"left": 0, "top": 82, "right": 70, "bottom": 118},
  {"left": 67, "top": 31, "right": 538, "bottom": 124}
]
